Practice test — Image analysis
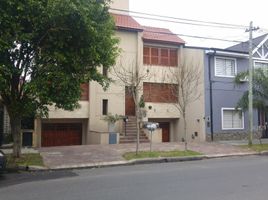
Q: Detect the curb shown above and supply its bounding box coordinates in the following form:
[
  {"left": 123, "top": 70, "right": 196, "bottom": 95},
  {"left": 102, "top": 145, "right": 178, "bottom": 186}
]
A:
[{"left": 22, "top": 151, "right": 265, "bottom": 172}]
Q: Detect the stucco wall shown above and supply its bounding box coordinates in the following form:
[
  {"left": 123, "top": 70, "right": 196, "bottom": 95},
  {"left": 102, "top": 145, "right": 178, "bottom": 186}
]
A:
[
  {"left": 110, "top": 0, "right": 129, "bottom": 11},
  {"left": 204, "top": 53, "right": 259, "bottom": 139},
  {"left": 89, "top": 30, "right": 140, "bottom": 134},
  {"left": 145, "top": 103, "right": 179, "bottom": 119},
  {"left": 176, "top": 48, "right": 206, "bottom": 142},
  {"left": 47, "top": 101, "right": 89, "bottom": 119},
  {"left": 88, "top": 131, "right": 120, "bottom": 144}
]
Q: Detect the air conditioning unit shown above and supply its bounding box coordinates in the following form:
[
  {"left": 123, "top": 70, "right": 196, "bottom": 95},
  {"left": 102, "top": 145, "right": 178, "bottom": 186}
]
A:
[{"left": 239, "top": 77, "right": 249, "bottom": 82}]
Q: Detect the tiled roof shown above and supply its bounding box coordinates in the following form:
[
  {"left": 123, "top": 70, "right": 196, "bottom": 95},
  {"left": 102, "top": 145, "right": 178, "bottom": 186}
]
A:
[
  {"left": 111, "top": 13, "right": 185, "bottom": 45},
  {"left": 111, "top": 13, "right": 143, "bottom": 32},
  {"left": 142, "top": 26, "right": 185, "bottom": 45}
]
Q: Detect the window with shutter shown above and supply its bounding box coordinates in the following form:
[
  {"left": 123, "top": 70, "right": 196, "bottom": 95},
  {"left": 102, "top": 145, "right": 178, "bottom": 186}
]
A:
[
  {"left": 170, "top": 49, "right": 177, "bottom": 66},
  {"left": 222, "top": 108, "right": 244, "bottom": 130},
  {"left": 160, "top": 49, "right": 169, "bottom": 66},
  {"left": 80, "top": 83, "right": 89, "bottom": 101},
  {"left": 143, "top": 46, "right": 178, "bottom": 67},
  {"left": 151, "top": 47, "right": 159, "bottom": 65},
  {"left": 143, "top": 47, "right": 150, "bottom": 65},
  {"left": 254, "top": 61, "right": 268, "bottom": 74},
  {"left": 143, "top": 82, "right": 177, "bottom": 103},
  {"left": 215, "top": 57, "right": 236, "bottom": 77}
]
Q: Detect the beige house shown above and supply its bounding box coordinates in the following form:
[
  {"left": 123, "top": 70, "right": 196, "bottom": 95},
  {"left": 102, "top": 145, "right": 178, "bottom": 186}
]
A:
[{"left": 1, "top": 0, "right": 206, "bottom": 147}]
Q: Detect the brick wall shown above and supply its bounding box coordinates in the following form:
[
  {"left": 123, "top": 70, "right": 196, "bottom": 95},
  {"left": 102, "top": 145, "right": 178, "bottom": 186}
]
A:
[{"left": 143, "top": 82, "right": 177, "bottom": 103}]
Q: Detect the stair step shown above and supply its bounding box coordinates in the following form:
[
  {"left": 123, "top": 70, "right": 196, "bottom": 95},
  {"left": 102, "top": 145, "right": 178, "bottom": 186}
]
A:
[
  {"left": 119, "top": 140, "right": 150, "bottom": 144},
  {"left": 120, "top": 136, "right": 148, "bottom": 139},
  {"left": 121, "top": 116, "right": 146, "bottom": 144}
]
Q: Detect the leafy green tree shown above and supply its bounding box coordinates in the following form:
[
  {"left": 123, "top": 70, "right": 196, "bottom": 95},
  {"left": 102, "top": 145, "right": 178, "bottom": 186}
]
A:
[
  {"left": 0, "top": 0, "right": 118, "bottom": 157},
  {"left": 235, "top": 68, "right": 268, "bottom": 111}
]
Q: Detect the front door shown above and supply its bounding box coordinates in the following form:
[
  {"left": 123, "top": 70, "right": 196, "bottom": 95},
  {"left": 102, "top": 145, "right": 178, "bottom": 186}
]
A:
[
  {"left": 125, "top": 87, "right": 135, "bottom": 116},
  {"left": 259, "top": 109, "right": 268, "bottom": 138},
  {"left": 159, "top": 122, "right": 170, "bottom": 142}
]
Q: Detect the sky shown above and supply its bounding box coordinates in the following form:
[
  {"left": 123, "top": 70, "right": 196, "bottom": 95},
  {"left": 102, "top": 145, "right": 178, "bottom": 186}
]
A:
[{"left": 128, "top": 0, "right": 268, "bottom": 48}]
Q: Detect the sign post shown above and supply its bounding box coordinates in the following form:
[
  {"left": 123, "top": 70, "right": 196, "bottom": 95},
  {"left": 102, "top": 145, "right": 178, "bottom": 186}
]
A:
[{"left": 144, "top": 122, "right": 159, "bottom": 152}]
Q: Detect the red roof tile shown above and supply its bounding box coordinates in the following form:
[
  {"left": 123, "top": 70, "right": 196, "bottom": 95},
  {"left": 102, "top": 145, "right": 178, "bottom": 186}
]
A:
[
  {"left": 142, "top": 26, "right": 185, "bottom": 45},
  {"left": 111, "top": 13, "right": 143, "bottom": 32}
]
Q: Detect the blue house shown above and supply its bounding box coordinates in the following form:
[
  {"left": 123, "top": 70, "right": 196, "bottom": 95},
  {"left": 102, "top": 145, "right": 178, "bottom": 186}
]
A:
[{"left": 204, "top": 34, "right": 268, "bottom": 141}]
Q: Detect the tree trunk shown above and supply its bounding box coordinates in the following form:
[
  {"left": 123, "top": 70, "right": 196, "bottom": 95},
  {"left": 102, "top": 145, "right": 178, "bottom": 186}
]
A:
[
  {"left": 10, "top": 116, "right": 22, "bottom": 158},
  {"left": 135, "top": 105, "right": 140, "bottom": 155},
  {"left": 183, "top": 111, "right": 187, "bottom": 151}
]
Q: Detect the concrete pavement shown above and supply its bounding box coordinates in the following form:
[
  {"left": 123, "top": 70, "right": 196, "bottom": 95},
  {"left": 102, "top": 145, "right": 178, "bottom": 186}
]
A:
[{"left": 38, "top": 142, "right": 256, "bottom": 170}]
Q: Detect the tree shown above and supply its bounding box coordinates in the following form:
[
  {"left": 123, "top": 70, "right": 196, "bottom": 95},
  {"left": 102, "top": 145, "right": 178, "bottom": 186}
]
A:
[
  {"left": 168, "top": 59, "right": 201, "bottom": 150},
  {"left": 0, "top": 0, "right": 119, "bottom": 157},
  {"left": 235, "top": 68, "right": 268, "bottom": 111},
  {"left": 235, "top": 68, "right": 268, "bottom": 143},
  {"left": 112, "top": 60, "right": 149, "bottom": 155}
]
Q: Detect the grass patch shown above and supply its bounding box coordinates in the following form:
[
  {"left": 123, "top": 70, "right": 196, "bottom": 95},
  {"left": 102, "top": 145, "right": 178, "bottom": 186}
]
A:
[
  {"left": 123, "top": 150, "right": 202, "bottom": 160},
  {"left": 6, "top": 153, "right": 44, "bottom": 169},
  {"left": 241, "top": 144, "right": 268, "bottom": 152}
]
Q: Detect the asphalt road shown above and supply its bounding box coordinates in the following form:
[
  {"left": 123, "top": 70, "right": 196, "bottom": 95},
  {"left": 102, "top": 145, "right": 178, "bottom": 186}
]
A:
[{"left": 1, "top": 155, "right": 268, "bottom": 200}]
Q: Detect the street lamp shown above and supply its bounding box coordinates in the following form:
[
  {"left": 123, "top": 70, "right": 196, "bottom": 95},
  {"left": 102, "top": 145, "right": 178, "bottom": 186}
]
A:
[{"left": 123, "top": 116, "right": 129, "bottom": 136}]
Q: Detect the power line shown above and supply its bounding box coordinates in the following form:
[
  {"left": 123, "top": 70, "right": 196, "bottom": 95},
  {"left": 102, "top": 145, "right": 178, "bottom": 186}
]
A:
[
  {"left": 110, "top": 8, "right": 248, "bottom": 30},
  {"left": 130, "top": 14, "right": 245, "bottom": 30},
  {"left": 110, "top": 8, "right": 268, "bottom": 45},
  {"left": 143, "top": 30, "right": 244, "bottom": 43}
]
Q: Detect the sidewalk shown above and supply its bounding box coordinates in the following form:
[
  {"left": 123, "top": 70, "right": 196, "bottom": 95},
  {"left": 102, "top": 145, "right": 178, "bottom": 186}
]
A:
[{"left": 38, "top": 142, "right": 257, "bottom": 170}]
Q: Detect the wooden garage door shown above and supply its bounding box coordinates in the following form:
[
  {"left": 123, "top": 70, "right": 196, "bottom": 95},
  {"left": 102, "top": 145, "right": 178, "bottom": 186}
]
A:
[{"left": 42, "top": 123, "right": 82, "bottom": 147}]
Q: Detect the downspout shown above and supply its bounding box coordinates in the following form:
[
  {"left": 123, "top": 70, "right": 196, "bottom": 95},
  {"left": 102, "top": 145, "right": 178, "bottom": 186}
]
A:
[{"left": 207, "top": 49, "right": 215, "bottom": 141}]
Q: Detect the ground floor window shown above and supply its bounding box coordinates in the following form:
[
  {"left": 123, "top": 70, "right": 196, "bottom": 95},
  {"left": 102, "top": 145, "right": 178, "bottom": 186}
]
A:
[{"left": 221, "top": 108, "right": 244, "bottom": 130}]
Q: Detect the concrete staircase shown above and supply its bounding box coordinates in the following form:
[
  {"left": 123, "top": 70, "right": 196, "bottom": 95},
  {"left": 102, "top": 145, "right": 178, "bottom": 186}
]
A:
[{"left": 120, "top": 116, "right": 149, "bottom": 144}]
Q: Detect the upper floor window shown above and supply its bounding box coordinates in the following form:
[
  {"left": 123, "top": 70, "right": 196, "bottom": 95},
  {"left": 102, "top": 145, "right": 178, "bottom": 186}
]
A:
[
  {"left": 143, "top": 46, "right": 178, "bottom": 67},
  {"left": 254, "top": 61, "right": 268, "bottom": 71},
  {"left": 80, "top": 83, "right": 89, "bottom": 101},
  {"left": 215, "top": 57, "right": 236, "bottom": 77}
]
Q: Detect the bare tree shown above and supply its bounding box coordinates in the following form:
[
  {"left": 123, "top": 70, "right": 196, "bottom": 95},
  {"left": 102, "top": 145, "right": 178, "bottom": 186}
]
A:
[
  {"left": 167, "top": 58, "right": 202, "bottom": 150},
  {"left": 112, "top": 60, "right": 149, "bottom": 155}
]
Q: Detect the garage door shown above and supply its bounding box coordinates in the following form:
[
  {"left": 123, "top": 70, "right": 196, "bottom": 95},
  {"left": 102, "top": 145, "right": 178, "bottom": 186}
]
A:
[{"left": 42, "top": 123, "right": 82, "bottom": 147}]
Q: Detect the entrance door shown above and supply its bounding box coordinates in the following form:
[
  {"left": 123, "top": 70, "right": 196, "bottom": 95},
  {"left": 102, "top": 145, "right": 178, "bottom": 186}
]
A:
[
  {"left": 259, "top": 109, "right": 268, "bottom": 138},
  {"left": 125, "top": 87, "right": 135, "bottom": 116},
  {"left": 22, "top": 132, "right": 33, "bottom": 147},
  {"left": 159, "top": 122, "right": 170, "bottom": 142}
]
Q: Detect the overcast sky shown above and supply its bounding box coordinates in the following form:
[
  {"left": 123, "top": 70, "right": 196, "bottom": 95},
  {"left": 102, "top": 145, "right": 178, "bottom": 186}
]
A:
[{"left": 129, "top": 0, "right": 268, "bottom": 48}]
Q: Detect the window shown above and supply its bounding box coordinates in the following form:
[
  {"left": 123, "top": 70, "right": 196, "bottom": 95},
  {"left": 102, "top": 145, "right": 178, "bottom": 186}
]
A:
[
  {"left": 80, "top": 83, "right": 89, "bottom": 101},
  {"left": 102, "top": 99, "right": 108, "bottom": 115},
  {"left": 215, "top": 57, "right": 236, "bottom": 77},
  {"left": 222, "top": 108, "right": 244, "bottom": 130},
  {"left": 143, "top": 46, "right": 178, "bottom": 67},
  {"left": 254, "top": 61, "right": 268, "bottom": 73},
  {"left": 102, "top": 67, "right": 108, "bottom": 77}
]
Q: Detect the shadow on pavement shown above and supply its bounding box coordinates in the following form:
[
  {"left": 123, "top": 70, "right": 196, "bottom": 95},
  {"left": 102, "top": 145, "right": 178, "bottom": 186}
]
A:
[{"left": 0, "top": 170, "right": 78, "bottom": 188}]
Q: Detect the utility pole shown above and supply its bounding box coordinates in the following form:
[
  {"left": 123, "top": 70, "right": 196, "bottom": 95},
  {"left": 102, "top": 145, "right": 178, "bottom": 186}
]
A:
[{"left": 246, "top": 21, "right": 259, "bottom": 146}]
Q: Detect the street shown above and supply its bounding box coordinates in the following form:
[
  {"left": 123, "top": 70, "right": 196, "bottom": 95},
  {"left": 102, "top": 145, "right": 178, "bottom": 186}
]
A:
[{"left": 1, "top": 156, "right": 268, "bottom": 200}]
